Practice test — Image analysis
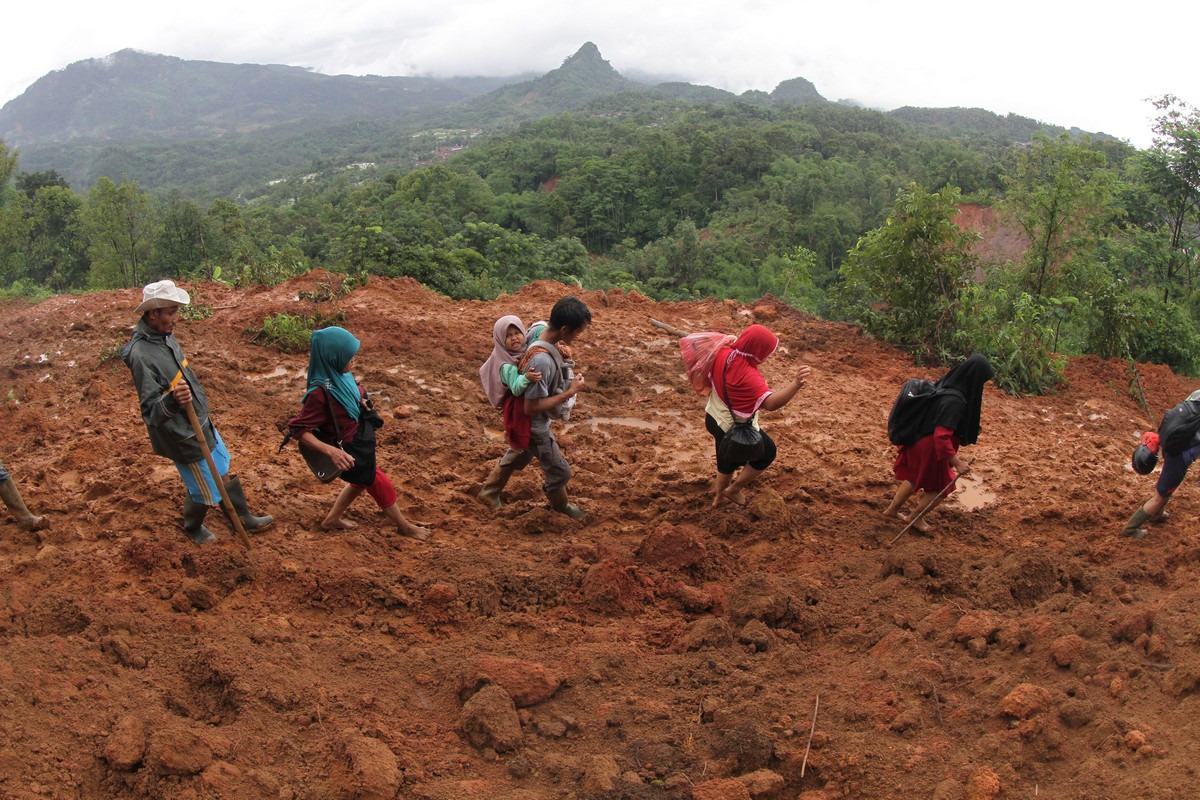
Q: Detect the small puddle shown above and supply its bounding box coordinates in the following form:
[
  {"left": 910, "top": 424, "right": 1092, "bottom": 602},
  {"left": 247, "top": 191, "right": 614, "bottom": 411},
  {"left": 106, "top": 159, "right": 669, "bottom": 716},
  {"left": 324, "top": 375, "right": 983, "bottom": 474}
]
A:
[
  {"left": 954, "top": 476, "right": 996, "bottom": 510},
  {"left": 246, "top": 366, "right": 289, "bottom": 381},
  {"left": 577, "top": 416, "right": 660, "bottom": 431}
]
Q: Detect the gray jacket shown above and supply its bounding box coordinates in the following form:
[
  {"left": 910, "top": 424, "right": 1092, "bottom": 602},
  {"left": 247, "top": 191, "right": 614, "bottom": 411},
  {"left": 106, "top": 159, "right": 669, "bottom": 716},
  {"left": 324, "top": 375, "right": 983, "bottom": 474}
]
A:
[{"left": 121, "top": 319, "right": 216, "bottom": 463}]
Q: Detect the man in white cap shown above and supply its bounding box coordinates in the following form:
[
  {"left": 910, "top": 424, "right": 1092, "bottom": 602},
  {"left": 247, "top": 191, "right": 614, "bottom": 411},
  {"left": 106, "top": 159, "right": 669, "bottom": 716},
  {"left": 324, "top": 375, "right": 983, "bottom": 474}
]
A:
[{"left": 120, "top": 280, "right": 273, "bottom": 544}]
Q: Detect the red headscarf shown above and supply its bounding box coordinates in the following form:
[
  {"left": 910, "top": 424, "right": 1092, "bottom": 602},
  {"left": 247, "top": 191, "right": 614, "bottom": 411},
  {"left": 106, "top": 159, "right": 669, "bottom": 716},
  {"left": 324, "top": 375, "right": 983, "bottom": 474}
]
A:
[{"left": 710, "top": 324, "right": 778, "bottom": 417}]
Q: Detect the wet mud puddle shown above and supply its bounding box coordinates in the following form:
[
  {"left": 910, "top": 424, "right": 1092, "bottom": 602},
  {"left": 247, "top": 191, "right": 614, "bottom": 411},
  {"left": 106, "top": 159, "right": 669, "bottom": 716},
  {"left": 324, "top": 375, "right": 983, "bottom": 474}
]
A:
[
  {"left": 245, "top": 366, "right": 304, "bottom": 381},
  {"left": 574, "top": 416, "right": 660, "bottom": 430},
  {"left": 953, "top": 474, "right": 997, "bottom": 510}
]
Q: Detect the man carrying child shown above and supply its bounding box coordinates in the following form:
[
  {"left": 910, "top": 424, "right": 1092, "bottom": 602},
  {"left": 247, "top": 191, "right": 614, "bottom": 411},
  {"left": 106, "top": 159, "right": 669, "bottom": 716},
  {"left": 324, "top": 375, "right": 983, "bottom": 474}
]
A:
[{"left": 477, "top": 296, "right": 590, "bottom": 518}]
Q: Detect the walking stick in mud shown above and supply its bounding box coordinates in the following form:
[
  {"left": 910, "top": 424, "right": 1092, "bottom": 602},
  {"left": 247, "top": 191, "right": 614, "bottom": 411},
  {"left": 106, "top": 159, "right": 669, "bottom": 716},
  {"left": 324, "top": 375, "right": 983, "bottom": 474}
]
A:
[
  {"left": 888, "top": 458, "right": 975, "bottom": 547},
  {"left": 649, "top": 318, "right": 691, "bottom": 338},
  {"left": 183, "top": 401, "right": 252, "bottom": 551}
]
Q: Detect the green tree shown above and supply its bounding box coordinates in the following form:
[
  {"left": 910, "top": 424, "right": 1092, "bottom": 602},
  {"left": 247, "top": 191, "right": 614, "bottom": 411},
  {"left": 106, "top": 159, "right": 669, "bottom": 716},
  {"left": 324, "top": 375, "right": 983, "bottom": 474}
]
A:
[
  {"left": 152, "top": 195, "right": 210, "bottom": 278},
  {"left": 0, "top": 141, "right": 17, "bottom": 199},
  {"left": 24, "top": 186, "right": 90, "bottom": 289},
  {"left": 0, "top": 195, "right": 31, "bottom": 285},
  {"left": 951, "top": 285, "right": 1066, "bottom": 394},
  {"left": 391, "top": 164, "right": 494, "bottom": 226},
  {"left": 539, "top": 236, "right": 589, "bottom": 284},
  {"left": 333, "top": 221, "right": 398, "bottom": 277},
  {"left": 555, "top": 157, "right": 639, "bottom": 252},
  {"left": 1135, "top": 95, "right": 1200, "bottom": 302},
  {"left": 206, "top": 197, "right": 247, "bottom": 271},
  {"left": 0, "top": 141, "right": 19, "bottom": 221},
  {"left": 85, "top": 176, "right": 157, "bottom": 288},
  {"left": 835, "top": 183, "right": 978, "bottom": 361},
  {"left": 770, "top": 245, "right": 818, "bottom": 310},
  {"left": 16, "top": 170, "right": 69, "bottom": 198},
  {"left": 1126, "top": 289, "right": 1200, "bottom": 376},
  {"left": 1001, "top": 133, "right": 1116, "bottom": 299},
  {"left": 446, "top": 220, "right": 540, "bottom": 291}
]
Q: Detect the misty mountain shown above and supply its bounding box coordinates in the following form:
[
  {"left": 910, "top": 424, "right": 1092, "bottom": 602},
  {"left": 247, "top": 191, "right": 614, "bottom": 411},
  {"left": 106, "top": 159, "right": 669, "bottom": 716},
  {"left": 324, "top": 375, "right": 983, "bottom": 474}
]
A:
[
  {"left": 887, "top": 106, "right": 1068, "bottom": 141},
  {"left": 0, "top": 49, "right": 522, "bottom": 144},
  {"left": 0, "top": 42, "right": 1077, "bottom": 198},
  {"left": 449, "top": 42, "right": 643, "bottom": 124}
]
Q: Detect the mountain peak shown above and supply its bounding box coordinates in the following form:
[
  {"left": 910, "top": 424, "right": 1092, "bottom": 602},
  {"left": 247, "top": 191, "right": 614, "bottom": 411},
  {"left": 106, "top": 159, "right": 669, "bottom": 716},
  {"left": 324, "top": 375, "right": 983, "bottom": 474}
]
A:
[
  {"left": 550, "top": 42, "right": 626, "bottom": 87},
  {"left": 771, "top": 77, "right": 826, "bottom": 107},
  {"left": 565, "top": 42, "right": 604, "bottom": 65},
  {"left": 458, "top": 42, "right": 634, "bottom": 125}
]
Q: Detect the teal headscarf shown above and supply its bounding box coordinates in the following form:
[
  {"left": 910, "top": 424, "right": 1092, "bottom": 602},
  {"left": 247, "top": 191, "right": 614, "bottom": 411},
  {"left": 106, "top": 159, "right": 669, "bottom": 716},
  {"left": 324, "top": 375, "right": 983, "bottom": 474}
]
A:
[{"left": 304, "top": 327, "right": 362, "bottom": 421}]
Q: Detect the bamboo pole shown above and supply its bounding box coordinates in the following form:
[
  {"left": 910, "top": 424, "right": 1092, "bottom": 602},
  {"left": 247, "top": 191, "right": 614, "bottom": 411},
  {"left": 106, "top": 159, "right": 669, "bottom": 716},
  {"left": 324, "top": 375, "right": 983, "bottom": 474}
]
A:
[{"left": 184, "top": 401, "right": 251, "bottom": 550}]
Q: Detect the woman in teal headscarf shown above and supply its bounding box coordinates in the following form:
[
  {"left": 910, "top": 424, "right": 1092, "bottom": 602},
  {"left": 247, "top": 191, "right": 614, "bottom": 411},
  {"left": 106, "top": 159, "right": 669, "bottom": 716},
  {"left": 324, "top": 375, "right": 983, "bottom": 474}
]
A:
[{"left": 288, "top": 327, "right": 430, "bottom": 540}]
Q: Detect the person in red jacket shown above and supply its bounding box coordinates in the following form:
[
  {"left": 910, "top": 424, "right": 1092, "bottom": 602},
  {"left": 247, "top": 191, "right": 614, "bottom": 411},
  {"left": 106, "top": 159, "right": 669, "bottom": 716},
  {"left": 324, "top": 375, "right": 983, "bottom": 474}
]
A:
[
  {"left": 883, "top": 354, "right": 994, "bottom": 532},
  {"left": 705, "top": 324, "right": 811, "bottom": 508}
]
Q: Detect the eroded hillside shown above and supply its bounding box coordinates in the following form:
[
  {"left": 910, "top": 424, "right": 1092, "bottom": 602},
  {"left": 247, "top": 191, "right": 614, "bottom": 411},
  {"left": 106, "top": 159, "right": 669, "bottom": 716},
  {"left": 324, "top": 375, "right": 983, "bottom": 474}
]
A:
[{"left": 1, "top": 273, "right": 1198, "bottom": 800}]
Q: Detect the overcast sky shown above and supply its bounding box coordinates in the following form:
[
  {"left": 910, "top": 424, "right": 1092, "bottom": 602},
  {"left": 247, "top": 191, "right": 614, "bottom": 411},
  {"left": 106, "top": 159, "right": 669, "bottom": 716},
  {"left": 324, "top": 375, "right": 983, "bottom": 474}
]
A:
[{"left": 4, "top": 0, "right": 1197, "bottom": 149}]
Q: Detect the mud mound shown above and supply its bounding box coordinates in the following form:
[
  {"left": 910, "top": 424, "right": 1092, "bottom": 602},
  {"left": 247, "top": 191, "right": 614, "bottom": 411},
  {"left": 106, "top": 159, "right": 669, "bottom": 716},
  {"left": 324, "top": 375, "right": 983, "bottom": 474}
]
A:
[{"left": 2, "top": 276, "right": 1199, "bottom": 798}]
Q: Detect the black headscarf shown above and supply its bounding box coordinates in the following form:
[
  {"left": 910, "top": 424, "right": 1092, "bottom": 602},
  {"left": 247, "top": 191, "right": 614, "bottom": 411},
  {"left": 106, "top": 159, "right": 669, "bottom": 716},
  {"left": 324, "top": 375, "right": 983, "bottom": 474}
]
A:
[{"left": 925, "top": 354, "right": 994, "bottom": 445}]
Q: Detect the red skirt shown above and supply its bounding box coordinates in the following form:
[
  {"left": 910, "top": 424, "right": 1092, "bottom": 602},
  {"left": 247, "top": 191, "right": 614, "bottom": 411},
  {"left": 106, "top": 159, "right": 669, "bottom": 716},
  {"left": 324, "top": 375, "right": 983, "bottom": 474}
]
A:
[{"left": 893, "top": 431, "right": 957, "bottom": 494}]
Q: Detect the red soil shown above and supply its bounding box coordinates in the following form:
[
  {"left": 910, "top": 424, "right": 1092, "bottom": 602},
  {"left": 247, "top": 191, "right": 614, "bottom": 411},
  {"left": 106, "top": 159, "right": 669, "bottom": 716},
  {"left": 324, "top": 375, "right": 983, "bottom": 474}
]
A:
[
  {"left": 956, "top": 203, "right": 1030, "bottom": 268},
  {"left": 2, "top": 271, "right": 1198, "bottom": 799}
]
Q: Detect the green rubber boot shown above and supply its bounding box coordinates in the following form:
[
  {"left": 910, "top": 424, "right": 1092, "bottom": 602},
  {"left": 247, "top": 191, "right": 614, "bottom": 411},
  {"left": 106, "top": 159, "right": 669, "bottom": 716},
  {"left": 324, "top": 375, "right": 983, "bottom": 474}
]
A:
[
  {"left": 1121, "top": 508, "right": 1150, "bottom": 540},
  {"left": 223, "top": 474, "right": 273, "bottom": 533},
  {"left": 546, "top": 487, "right": 585, "bottom": 520},
  {"left": 182, "top": 497, "right": 216, "bottom": 545},
  {"left": 477, "top": 464, "right": 515, "bottom": 510}
]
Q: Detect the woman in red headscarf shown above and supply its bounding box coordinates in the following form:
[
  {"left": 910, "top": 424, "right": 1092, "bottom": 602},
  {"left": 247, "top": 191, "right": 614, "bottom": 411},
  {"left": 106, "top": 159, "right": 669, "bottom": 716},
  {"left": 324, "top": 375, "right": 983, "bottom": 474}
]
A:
[{"left": 705, "top": 324, "right": 812, "bottom": 508}]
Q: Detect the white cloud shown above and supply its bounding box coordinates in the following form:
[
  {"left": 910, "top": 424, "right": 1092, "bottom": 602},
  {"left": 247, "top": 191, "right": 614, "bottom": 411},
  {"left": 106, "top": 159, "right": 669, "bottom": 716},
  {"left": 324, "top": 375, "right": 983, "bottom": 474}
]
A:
[{"left": 3, "top": 0, "right": 1198, "bottom": 148}]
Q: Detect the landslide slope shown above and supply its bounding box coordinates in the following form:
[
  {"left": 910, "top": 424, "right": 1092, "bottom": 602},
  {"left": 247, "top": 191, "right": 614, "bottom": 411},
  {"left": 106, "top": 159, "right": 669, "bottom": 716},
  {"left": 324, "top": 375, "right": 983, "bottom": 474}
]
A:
[{"left": 2, "top": 273, "right": 1199, "bottom": 800}]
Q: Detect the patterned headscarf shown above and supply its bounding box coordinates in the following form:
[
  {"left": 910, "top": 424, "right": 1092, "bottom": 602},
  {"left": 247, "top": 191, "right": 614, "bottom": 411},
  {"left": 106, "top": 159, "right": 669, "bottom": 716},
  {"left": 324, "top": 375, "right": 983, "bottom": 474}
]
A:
[{"left": 479, "top": 315, "right": 526, "bottom": 408}]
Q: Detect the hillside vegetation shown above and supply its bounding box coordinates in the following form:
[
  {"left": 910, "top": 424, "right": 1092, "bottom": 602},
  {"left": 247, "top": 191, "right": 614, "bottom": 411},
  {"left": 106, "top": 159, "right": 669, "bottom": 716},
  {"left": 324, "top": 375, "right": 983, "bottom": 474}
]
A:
[{"left": 0, "top": 44, "right": 1197, "bottom": 396}]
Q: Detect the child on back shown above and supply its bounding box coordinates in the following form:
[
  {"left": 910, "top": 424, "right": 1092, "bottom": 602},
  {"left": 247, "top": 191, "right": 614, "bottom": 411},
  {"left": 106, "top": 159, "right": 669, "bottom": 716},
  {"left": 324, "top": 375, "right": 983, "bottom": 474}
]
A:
[
  {"left": 479, "top": 315, "right": 541, "bottom": 409},
  {"left": 476, "top": 297, "right": 591, "bottom": 516}
]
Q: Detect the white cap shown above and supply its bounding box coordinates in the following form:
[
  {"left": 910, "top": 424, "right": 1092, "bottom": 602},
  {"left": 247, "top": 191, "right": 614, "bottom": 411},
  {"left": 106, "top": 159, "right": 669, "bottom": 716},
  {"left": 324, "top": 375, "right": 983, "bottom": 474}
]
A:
[{"left": 135, "top": 280, "right": 190, "bottom": 315}]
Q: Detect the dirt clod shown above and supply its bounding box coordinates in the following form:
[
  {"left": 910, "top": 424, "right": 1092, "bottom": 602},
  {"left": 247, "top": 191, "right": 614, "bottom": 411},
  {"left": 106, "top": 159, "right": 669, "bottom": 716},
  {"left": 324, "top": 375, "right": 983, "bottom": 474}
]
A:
[
  {"left": 101, "top": 714, "right": 146, "bottom": 771},
  {"left": 461, "top": 684, "right": 523, "bottom": 753},
  {"left": 148, "top": 726, "right": 214, "bottom": 776},
  {"left": 999, "top": 683, "right": 1054, "bottom": 720},
  {"left": 5, "top": 277, "right": 1200, "bottom": 798}
]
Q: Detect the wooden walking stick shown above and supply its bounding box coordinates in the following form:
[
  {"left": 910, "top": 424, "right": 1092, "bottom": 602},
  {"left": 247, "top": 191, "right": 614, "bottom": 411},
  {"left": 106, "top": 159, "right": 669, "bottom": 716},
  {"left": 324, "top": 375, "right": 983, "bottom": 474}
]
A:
[
  {"left": 888, "top": 458, "right": 975, "bottom": 546},
  {"left": 649, "top": 318, "right": 691, "bottom": 338},
  {"left": 184, "top": 401, "right": 252, "bottom": 550}
]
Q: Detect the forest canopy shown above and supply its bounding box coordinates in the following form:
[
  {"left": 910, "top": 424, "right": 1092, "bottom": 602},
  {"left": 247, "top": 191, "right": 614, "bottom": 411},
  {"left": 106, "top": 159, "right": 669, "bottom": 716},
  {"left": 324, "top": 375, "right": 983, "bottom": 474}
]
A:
[{"left": 2, "top": 96, "right": 1198, "bottom": 394}]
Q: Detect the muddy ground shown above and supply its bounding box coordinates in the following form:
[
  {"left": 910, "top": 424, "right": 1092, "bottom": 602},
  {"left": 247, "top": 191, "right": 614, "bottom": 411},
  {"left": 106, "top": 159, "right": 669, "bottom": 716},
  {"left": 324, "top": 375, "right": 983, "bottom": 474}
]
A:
[{"left": 2, "top": 272, "right": 1199, "bottom": 800}]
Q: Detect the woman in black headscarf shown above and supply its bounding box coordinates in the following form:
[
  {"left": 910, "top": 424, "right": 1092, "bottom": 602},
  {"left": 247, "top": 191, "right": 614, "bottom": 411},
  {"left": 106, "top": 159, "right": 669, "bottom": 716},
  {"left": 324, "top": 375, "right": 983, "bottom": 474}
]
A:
[{"left": 883, "top": 354, "right": 994, "bottom": 532}]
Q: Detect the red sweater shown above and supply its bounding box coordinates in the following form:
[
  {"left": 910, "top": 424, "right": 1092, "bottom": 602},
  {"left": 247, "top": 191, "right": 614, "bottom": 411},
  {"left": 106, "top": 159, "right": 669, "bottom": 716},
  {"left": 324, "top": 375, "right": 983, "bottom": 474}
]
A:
[{"left": 288, "top": 386, "right": 364, "bottom": 445}]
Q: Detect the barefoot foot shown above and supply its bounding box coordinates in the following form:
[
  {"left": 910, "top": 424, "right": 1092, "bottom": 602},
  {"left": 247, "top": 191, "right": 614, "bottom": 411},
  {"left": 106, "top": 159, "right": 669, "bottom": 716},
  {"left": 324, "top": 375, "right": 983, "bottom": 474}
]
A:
[
  {"left": 398, "top": 521, "right": 431, "bottom": 541},
  {"left": 723, "top": 489, "right": 748, "bottom": 507},
  {"left": 910, "top": 515, "right": 932, "bottom": 534},
  {"left": 320, "top": 518, "right": 357, "bottom": 531}
]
